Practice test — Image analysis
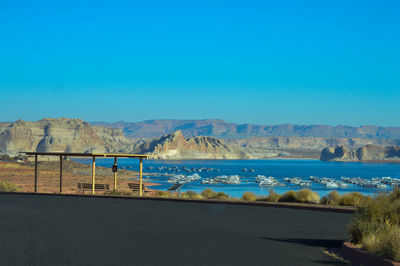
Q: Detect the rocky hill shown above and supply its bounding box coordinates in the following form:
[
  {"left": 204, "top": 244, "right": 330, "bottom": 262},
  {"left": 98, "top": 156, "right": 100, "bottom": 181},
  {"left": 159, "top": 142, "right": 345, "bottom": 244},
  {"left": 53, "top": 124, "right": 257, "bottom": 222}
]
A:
[
  {"left": 320, "top": 145, "right": 400, "bottom": 162},
  {"left": 2, "top": 118, "right": 400, "bottom": 160},
  {"left": 0, "top": 118, "right": 134, "bottom": 155},
  {"left": 226, "top": 137, "right": 397, "bottom": 159},
  {"left": 92, "top": 119, "right": 400, "bottom": 139},
  {"left": 134, "top": 130, "right": 244, "bottom": 159}
]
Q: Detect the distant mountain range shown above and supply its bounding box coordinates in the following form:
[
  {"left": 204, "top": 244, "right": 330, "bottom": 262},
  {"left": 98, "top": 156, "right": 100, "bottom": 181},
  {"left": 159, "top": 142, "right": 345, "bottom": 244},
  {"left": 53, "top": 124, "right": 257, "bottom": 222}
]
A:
[{"left": 92, "top": 119, "right": 400, "bottom": 139}]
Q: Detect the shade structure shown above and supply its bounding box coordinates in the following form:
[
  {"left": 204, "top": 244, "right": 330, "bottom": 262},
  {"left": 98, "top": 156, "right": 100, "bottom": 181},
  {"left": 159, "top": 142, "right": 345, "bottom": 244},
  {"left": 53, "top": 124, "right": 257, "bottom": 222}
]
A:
[{"left": 21, "top": 152, "right": 150, "bottom": 196}]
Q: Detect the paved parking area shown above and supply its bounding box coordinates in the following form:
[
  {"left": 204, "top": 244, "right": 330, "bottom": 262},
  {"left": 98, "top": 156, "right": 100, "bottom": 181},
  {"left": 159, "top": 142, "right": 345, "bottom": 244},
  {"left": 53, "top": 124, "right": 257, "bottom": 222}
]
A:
[{"left": 0, "top": 194, "right": 351, "bottom": 265}]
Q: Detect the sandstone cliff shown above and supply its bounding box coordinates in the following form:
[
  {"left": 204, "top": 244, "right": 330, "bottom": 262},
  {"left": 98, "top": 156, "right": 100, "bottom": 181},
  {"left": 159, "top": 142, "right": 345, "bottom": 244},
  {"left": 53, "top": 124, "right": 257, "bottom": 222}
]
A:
[
  {"left": 320, "top": 145, "right": 400, "bottom": 162},
  {"left": 0, "top": 118, "right": 134, "bottom": 155},
  {"left": 135, "top": 130, "right": 244, "bottom": 159},
  {"left": 226, "top": 137, "right": 396, "bottom": 159}
]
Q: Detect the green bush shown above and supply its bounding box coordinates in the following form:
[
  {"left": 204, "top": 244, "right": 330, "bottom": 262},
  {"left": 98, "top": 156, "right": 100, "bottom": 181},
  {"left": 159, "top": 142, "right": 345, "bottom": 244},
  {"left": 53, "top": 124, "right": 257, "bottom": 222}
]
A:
[
  {"left": 349, "top": 188, "right": 400, "bottom": 261},
  {"left": 0, "top": 181, "right": 19, "bottom": 192},
  {"left": 242, "top": 192, "right": 257, "bottom": 201}
]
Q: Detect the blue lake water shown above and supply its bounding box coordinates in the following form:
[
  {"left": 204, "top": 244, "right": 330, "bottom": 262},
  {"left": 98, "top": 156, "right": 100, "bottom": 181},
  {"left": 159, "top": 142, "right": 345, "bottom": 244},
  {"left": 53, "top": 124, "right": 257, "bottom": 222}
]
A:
[{"left": 74, "top": 158, "right": 400, "bottom": 198}]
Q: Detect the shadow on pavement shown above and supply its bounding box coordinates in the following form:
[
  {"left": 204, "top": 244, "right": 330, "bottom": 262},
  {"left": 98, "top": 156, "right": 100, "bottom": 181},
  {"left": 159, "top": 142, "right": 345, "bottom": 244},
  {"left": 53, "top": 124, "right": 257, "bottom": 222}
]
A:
[
  {"left": 261, "top": 238, "right": 349, "bottom": 265},
  {"left": 311, "top": 259, "right": 348, "bottom": 265},
  {"left": 261, "top": 237, "right": 343, "bottom": 248}
]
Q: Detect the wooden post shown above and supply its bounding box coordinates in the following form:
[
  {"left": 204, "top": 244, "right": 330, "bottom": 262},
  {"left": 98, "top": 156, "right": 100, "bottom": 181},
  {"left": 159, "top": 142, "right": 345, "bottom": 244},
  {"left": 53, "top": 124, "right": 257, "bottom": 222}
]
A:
[
  {"left": 59, "top": 155, "right": 63, "bottom": 194},
  {"left": 92, "top": 156, "right": 96, "bottom": 195},
  {"left": 114, "top": 157, "right": 117, "bottom": 190},
  {"left": 139, "top": 157, "right": 143, "bottom": 197},
  {"left": 34, "top": 154, "right": 38, "bottom": 193}
]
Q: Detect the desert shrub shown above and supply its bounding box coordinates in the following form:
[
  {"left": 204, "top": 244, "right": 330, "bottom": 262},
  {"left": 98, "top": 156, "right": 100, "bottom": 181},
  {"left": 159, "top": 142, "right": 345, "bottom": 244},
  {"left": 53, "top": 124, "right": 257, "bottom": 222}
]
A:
[
  {"left": 214, "top": 192, "right": 230, "bottom": 200},
  {"left": 340, "top": 192, "right": 373, "bottom": 207},
  {"left": 242, "top": 192, "right": 257, "bottom": 201},
  {"left": 181, "top": 191, "right": 203, "bottom": 200},
  {"left": 349, "top": 189, "right": 400, "bottom": 261},
  {"left": 320, "top": 191, "right": 373, "bottom": 207},
  {"left": 321, "top": 191, "right": 341, "bottom": 205},
  {"left": 389, "top": 187, "right": 400, "bottom": 200},
  {"left": 295, "top": 189, "right": 320, "bottom": 204},
  {"left": 265, "top": 190, "right": 281, "bottom": 202},
  {"left": 277, "top": 190, "right": 320, "bottom": 204},
  {"left": 361, "top": 224, "right": 400, "bottom": 261},
  {"left": 201, "top": 189, "right": 218, "bottom": 199},
  {"left": 0, "top": 181, "right": 19, "bottom": 192},
  {"left": 340, "top": 192, "right": 363, "bottom": 206},
  {"left": 374, "top": 225, "right": 400, "bottom": 261},
  {"left": 278, "top": 191, "right": 297, "bottom": 202}
]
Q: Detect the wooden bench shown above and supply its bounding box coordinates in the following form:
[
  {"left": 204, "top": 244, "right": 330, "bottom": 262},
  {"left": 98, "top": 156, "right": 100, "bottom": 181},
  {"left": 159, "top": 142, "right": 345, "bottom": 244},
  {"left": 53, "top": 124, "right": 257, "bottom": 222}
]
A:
[
  {"left": 128, "top": 183, "right": 150, "bottom": 195},
  {"left": 77, "top": 183, "right": 110, "bottom": 194}
]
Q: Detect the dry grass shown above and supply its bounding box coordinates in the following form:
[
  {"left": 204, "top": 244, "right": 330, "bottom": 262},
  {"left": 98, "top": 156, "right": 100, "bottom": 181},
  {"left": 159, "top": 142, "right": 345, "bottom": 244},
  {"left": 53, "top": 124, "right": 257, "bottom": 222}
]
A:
[
  {"left": 278, "top": 190, "right": 297, "bottom": 202},
  {"left": 154, "top": 191, "right": 174, "bottom": 198},
  {"left": 0, "top": 180, "right": 19, "bottom": 192},
  {"left": 321, "top": 191, "right": 373, "bottom": 207},
  {"left": 259, "top": 190, "right": 280, "bottom": 202},
  {"left": 321, "top": 191, "right": 341, "bottom": 205},
  {"left": 181, "top": 191, "right": 204, "bottom": 200},
  {"left": 295, "top": 189, "right": 320, "bottom": 204},
  {"left": 349, "top": 188, "right": 400, "bottom": 261},
  {"left": 201, "top": 188, "right": 218, "bottom": 199},
  {"left": 242, "top": 192, "right": 257, "bottom": 201},
  {"left": 200, "top": 189, "right": 230, "bottom": 200},
  {"left": 271, "top": 189, "right": 320, "bottom": 204},
  {"left": 322, "top": 248, "right": 351, "bottom": 265}
]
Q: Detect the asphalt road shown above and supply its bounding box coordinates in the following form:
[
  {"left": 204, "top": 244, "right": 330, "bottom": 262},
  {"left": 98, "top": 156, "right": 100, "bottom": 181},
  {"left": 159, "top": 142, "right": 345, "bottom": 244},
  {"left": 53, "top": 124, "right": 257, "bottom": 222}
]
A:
[{"left": 0, "top": 194, "right": 351, "bottom": 266}]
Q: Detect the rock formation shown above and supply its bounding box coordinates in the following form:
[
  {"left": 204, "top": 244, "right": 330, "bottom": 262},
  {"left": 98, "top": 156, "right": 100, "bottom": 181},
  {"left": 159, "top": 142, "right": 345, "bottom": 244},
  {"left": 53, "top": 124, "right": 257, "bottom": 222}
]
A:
[
  {"left": 0, "top": 118, "right": 133, "bottom": 155},
  {"left": 135, "top": 130, "right": 244, "bottom": 159},
  {"left": 2, "top": 118, "right": 400, "bottom": 161},
  {"left": 226, "top": 137, "right": 394, "bottom": 159},
  {"left": 320, "top": 144, "right": 400, "bottom": 162}
]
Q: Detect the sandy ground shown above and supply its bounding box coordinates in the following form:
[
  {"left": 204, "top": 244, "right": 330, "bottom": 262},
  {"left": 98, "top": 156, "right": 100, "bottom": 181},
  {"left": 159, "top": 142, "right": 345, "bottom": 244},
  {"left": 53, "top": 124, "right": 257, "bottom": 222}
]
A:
[{"left": 0, "top": 160, "right": 159, "bottom": 195}]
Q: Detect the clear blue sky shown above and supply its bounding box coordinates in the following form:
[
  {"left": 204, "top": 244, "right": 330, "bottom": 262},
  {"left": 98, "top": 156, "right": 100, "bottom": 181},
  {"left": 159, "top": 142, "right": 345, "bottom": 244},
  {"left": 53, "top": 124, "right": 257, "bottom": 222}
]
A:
[{"left": 0, "top": 0, "right": 399, "bottom": 126}]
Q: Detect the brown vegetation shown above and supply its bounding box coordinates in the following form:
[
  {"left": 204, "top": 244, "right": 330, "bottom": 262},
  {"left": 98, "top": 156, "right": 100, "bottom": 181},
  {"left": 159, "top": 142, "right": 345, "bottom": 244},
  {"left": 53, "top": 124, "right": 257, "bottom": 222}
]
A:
[
  {"left": 242, "top": 192, "right": 257, "bottom": 201},
  {"left": 349, "top": 188, "right": 400, "bottom": 261},
  {"left": 257, "top": 189, "right": 320, "bottom": 204}
]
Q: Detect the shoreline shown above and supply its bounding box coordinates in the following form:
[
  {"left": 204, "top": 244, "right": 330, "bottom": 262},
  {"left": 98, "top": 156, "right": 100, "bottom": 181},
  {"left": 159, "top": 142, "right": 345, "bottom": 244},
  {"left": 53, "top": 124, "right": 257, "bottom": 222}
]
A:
[
  {"left": 322, "top": 159, "right": 400, "bottom": 164},
  {"left": 144, "top": 157, "right": 320, "bottom": 161}
]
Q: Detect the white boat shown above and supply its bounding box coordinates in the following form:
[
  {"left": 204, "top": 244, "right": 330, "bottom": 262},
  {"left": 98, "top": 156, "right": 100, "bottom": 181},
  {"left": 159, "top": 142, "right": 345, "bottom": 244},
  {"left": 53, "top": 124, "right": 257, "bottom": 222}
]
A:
[
  {"left": 258, "top": 177, "right": 278, "bottom": 186},
  {"left": 326, "top": 181, "right": 339, "bottom": 188}
]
